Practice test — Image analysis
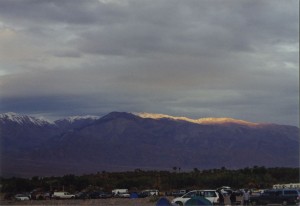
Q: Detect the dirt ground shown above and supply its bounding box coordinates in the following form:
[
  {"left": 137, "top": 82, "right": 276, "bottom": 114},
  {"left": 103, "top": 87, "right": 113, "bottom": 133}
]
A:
[
  {"left": 0, "top": 195, "right": 242, "bottom": 205},
  {"left": 1, "top": 197, "right": 159, "bottom": 206}
]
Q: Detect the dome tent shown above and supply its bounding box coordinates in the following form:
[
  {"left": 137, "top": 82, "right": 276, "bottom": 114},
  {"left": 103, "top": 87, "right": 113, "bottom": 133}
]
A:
[
  {"left": 156, "top": 197, "right": 171, "bottom": 206},
  {"left": 184, "top": 196, "right": 212, "bottom": 206}
]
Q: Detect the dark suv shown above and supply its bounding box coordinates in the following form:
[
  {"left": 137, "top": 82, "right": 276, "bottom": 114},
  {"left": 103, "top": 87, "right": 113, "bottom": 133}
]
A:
[{"left": 250, "top": 189, "right": 300, "bottom": 205}]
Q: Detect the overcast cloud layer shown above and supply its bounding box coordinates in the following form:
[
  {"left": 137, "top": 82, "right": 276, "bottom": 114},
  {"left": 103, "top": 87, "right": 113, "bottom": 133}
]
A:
[{"left": 0, "top": 0, "right": 298, "bottom": 126}]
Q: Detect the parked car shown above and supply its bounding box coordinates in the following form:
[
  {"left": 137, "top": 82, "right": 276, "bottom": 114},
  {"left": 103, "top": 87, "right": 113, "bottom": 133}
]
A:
[
  {"left": 4, "top": 193, "right": 15, "bottom": 200},
  {"left": 75, "top": 192, "right": 89, "bottom": 199},
  {"left": 112, "top": 188, "right": 130, "bottom": 198},
  {"left": 233, "top": 189, "right": 245, "bottom": 196},
  {"left": 52, "top": 191, "right": 75, "bottom": 199},
  {"left": 250, "top": 189, "right": 300, "bottom": 205},
  {"left": 112, "top": 189, "right": 128, "bottom": 196},
  {"left": 216, "top": 186, "right": 232, "bottom": 197},
  {"left": 171, "top": 190, "right": 219, "bottom": 206},
  {"left": 14, "top": 194, "right": 30, "bottom": 201},
  {"left": 30, "top": 191, "right": 51, "bottom": 200},
  {"left": 116, "top": 193, "right": 130, "bottom": 198},
  {"left": 138, "top": 189, "right": 159, "bottom": 197},
  {"left": 221, "top": 188, "right": 233, "bottom": 196},
  {"left": 99, "top": 191, "right": 113, "bottom": 198},
  {"left": 89, "top": 191, "right": 113, "bottom": 199},
  {"left": 89, "top": 191, "right": 102, "bottom": 199}
]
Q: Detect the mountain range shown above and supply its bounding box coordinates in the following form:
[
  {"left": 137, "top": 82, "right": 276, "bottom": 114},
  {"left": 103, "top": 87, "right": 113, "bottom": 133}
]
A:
[{"left": 0, "top": 112, "right": 299, "bottom": 177}]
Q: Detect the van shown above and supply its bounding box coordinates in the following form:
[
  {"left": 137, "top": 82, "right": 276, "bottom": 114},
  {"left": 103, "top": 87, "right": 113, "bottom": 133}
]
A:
[
  {"left": 250, "top": 189, "right": 300, "bottom": 205},
  {"left": 112, "top": 189, "right": 129, "bottom": 197}
]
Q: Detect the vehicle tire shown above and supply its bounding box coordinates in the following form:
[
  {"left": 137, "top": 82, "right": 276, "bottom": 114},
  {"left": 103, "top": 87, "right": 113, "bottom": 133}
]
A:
[{"left": 175, "top": 201, "right": 183, "bottom": 206}]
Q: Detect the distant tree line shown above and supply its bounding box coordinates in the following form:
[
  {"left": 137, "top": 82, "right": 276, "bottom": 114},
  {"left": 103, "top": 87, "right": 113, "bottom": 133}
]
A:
[{"left": 0, "top": 167, "right": 299, "bottom": 193}]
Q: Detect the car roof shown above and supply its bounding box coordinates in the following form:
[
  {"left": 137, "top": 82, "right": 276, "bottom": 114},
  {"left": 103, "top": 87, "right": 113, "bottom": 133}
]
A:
[{"left": 187, "top": 190, "right": 216, "bottom": 192}]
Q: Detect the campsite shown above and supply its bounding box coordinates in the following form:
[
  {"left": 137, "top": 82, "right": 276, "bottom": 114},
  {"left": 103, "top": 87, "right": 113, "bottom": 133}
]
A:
[{"left": 1, "top": 167, "right": 299, "bottom": 205}]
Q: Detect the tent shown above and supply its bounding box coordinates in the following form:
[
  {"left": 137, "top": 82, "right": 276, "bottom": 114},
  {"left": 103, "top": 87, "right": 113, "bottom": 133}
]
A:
[
  {"left": 156, "top": 197, "right": 171, "bottom": 206},
  {"left": 130, "top": 192, "right": 138, "bottom": 199},
  {"left": 184, "top": 196, "right": 212, "bottom": 206}
]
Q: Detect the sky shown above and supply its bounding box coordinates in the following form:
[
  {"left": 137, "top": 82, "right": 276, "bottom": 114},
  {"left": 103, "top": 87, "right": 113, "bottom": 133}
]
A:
[{"left": 0, "top": 0, "right": 298, "bottom": 126}]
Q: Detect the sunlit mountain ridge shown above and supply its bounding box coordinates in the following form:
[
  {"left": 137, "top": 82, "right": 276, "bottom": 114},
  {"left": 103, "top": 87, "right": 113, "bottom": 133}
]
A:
[
  {"left": 135, "top": 112, "right": 261, "bottom": 127},
  {"left": 0, "top": 112, "right": 283, "bottom": 127}
]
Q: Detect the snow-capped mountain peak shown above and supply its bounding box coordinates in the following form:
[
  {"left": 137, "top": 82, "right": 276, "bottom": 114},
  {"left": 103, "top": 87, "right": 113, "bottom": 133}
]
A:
[
  {"left": 57, "top": 115, "right": 100, "bottom": 123},
  {"left": 0, "top": 112, "right": 53, "bottom": 126},
  {"left": 134, "top": 112, "right": 259, "bottom": 126}
]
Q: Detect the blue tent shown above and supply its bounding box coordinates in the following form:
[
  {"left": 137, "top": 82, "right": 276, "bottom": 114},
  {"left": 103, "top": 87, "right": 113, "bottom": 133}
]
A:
[
  {"left": 130, "top": 192, "right": 138, "bottom": 199},
  {"left": 184, "top": 197, "right": 212, "bottom": 206},
  {"left": 156, "top": 197, "right": 171, "bottom": 206}
]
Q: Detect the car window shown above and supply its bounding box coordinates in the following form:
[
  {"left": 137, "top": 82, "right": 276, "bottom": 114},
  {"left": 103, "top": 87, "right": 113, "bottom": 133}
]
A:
[
  {"left": 268, "top": 191, "right": 281, "bottom": 196},
  {"left": 192, "top": 192, "right": 202, "bottom": 198},
  {"left": 204, "top": 191, "right": 217, "bottom": 197},
  {"left": 184, "top": 191, "right": 196, "bottom": 198}
]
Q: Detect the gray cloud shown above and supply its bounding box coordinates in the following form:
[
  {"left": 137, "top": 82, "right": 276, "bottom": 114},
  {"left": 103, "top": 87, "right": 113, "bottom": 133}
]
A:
[{"left": 0, "top": 0, "right": 298, "bottom": 126}]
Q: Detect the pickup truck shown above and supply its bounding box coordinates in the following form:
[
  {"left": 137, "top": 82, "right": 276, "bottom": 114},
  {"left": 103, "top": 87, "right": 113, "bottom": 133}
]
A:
[{"left": 250, "top": 189, "right": 300, "bottom": 205}]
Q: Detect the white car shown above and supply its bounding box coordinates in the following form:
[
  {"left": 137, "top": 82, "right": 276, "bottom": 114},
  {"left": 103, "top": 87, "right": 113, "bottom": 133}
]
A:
[
  {"left": 52, "top": 191, "right": 75, "bottom": 199},
  {"left": 117, "top": 193, "right": 130, "bottom": 198},
  {"left": 171, "top": 190, "right": 219, "bottom": 206},
  {"left": 15, "top": 194, "right": 30, "bottom": 201}
]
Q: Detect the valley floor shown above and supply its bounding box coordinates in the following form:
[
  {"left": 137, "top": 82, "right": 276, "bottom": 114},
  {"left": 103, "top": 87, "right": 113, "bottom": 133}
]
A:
[
  {"left": 0, "top": 195, "right": 239, "bottom": 206},
  {"left": 1, "top": 197, "right": 157, "bottom": 206}
]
